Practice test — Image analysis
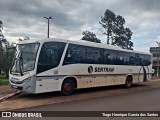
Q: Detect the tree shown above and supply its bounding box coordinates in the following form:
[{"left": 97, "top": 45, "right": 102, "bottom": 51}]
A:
[
  {"left": 0, "top": 20, "right": 3, "bottom": 50},
  {"left": 124, "top": 28, "right": 133, "bottom": 50},
  {"left": 0, "top": 20, "right": 9, "bottom": 51},
  {"left": 0, "top": 49, "right": 15, "bottom": 78},
  {"left": 100, "top": 9, "right": 133, "bottom": 50},
  {"left": 0, "top": 20, "right": 2, "bottom": 33},
  {"left": 99, "top": 9, "right": 116, "bottom": 44},
  {"left": 0, "top": 20, "right": 15, "bottom": 78},
  {"left": 81, "top": 31, "right": 101, "bottom": 43},
  {"left": 113, "top": 21, "right": 133, "bottom": 50}
]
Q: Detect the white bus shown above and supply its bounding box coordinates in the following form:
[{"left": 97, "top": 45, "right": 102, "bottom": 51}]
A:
[{"left": 9, "top": 38, "right": 152, "bottom": 95}]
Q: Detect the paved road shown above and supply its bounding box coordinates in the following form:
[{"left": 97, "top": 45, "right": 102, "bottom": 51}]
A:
[
  {"left": 10, "top": 82, "right": 159, "bottom": 120},
  {"left": 1, "top": 81, "right": 160, "bottom": 120},
  {"left": 2, "top": 81, "right": 159, "bottom": 111},
  {"left": 21, "top": 87, "right": 160, "bottom": 111}
]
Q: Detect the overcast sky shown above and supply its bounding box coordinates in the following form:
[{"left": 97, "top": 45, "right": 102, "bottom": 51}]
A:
[{"left": 1, "top": 0, "right": 160, "bottom": 52}]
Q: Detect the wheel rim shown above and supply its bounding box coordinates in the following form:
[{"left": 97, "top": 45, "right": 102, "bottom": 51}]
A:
[{"left": 63, "top": 83, "right": 72, "bottom": 93}]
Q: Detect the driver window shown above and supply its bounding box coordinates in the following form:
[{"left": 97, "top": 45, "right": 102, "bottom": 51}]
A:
[{"left": 37, "top": 42, "right": 66, "bottom": 74}]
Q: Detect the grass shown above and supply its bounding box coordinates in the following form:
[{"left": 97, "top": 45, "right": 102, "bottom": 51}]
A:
[{"left": 0, "top": 75, "right": 9, "bottom": 85}]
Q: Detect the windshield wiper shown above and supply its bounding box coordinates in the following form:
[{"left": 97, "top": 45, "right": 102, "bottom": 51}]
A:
[
  {"left": 19, "top": 51, "right": 23, "bottom": 76},
  {"left": 12, "top": 50, "right": 23, "bottom": 76},
  {"left": 10, "top": 56, "right": 16, "bottom": 74}
]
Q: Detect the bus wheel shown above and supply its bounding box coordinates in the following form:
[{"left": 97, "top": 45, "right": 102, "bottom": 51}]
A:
[
  {"left": 125, "top": 76, "right": 132, "bottom": 88},
  {"left": 61, "top": 79, "right": 74, "bottom": 95}
]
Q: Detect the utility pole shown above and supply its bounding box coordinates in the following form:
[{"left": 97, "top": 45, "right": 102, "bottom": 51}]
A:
[{"left": 44, "top": 16, "right": 53, "bottom": 38}]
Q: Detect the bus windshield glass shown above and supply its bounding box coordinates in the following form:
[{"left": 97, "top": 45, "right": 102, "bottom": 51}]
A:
[{"left": 11, "top": 43, "right": 39, "bottom": 74}]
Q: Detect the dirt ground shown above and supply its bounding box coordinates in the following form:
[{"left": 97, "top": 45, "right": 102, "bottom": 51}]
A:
[{"left": 0, "top": 85, "right": 17, "bottom": 98}]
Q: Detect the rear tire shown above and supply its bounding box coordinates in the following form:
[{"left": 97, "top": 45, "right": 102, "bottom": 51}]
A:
[
  {"left": 61, "top": 79, "right": 74, "bottom": 96},
  {"left": 125, "top": 76, "right": 132, "bottom": 88}
]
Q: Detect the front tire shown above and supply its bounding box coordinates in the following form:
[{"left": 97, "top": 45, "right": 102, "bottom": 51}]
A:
[
  {"left": 125, "top": 76, "right": 132, "bottom": 88},
  {"left": 61, "top": 79, "right": 74, "bottom": 95}
]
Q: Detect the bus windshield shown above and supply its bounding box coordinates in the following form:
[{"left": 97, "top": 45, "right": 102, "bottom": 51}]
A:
[{"left": 11, "top": 43, "right": 39, "bottom": 74}]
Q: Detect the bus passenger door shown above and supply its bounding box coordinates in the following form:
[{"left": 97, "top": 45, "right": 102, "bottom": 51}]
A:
[
  {"left": 143, "top": 66, "right": 147, "bottom": 82},
  {"left": 139, "top": 66, "right": 147, "bottom": 82}
]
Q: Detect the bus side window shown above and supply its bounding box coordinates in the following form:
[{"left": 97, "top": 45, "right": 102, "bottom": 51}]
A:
[
  {"left": 63, "top": 44, "right": 86, "bottom": 65},
  {"left": 64, "top": 50, "right": 74, "bottom": 64},
  {"left": 46, "top": 47, "right": 58, "bottom": 66},
  {"left": 85, "top": 47, "right": 101, "bottom": 64}
]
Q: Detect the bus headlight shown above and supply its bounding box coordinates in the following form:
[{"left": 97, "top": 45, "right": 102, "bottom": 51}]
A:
[{"left": 23, "top": 77, "right": 32, "bottom": 82}]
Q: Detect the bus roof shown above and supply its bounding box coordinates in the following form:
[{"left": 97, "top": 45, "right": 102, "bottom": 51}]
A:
[{"left": 18, "top": 38, "right": 151, "bottom": 55}]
